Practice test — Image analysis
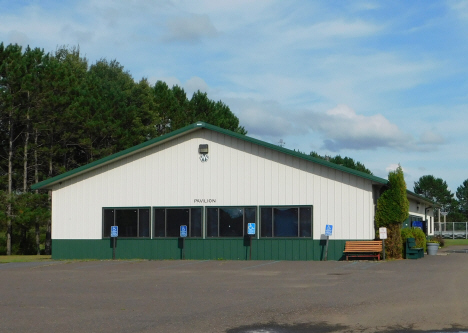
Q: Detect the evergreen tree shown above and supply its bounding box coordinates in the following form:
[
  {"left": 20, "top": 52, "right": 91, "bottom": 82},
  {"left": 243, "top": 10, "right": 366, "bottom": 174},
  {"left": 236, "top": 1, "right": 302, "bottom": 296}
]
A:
[
  {"left": 302, "top": 151, "right": 373, "bottom": 175},
  {"left": 375, "top": 165, "right": 409, "bottom": 259},
  {"left": 456, "top": 179, "right": 468, "bottom": 220},
  {"left": 414, "top": 175, "right": 453, "bottom": 211}
]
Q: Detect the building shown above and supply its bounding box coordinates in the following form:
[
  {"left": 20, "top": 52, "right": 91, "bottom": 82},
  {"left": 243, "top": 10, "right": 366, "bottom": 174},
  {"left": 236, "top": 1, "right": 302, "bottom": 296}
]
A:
[{"left": 32, "top": 122, "right": 436, "bottom": 260}]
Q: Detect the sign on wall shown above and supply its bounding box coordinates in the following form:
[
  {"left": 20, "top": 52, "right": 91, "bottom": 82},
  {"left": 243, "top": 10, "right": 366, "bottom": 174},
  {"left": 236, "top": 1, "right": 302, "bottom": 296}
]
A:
[
  {"left": 325, "top": 225, "right": 333, "bottom": 236},
  {"left": 379, "top": 227, "right": 387, "bottom": 239}
]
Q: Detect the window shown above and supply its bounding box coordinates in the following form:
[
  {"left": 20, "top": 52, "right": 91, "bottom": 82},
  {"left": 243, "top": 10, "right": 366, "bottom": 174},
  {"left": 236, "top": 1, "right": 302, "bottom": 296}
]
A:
[
  {"left": 206, "top": 207, "right": 256, "bottom": 237},
  {"left": 153, "top": 207, "right": 202, "bottom": 237},
  {"left": 260, "top": 206, "right": 312, "bottom": 237},
  {"left": 103, "top": 208, "right": 150, "bottom": 238}
]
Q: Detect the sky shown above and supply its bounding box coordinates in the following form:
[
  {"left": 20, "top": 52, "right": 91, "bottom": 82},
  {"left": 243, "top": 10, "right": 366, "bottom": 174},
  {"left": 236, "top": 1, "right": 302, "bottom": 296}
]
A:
[{"left": 1, "top": 0, "right": 467, "bottom": 193}]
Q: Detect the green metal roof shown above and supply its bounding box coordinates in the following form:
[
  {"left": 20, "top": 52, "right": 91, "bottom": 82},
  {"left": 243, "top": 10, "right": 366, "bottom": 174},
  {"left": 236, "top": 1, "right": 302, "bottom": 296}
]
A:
[
  {"left": 32, "top": 121, "right": 391, "bottom": 190},
  {"left": 406, "top": 190, "right": 440, "bottom": 208}
]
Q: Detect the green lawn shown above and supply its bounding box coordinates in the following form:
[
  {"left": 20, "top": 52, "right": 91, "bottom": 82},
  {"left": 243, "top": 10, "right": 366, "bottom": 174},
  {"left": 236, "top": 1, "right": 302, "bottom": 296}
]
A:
[
  {"left": 0, "top": 255, "right": 52, "bottom": 263},
  {"left": 444, "top": 239, "right": 468, "bottom": 246}
]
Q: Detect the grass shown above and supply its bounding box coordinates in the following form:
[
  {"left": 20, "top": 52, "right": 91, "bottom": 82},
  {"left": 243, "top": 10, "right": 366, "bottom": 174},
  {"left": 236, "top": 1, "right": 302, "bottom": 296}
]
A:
[
  {"left": 0, "top": 255, "right": 52, "bottom": 263},
  {"left": 443, "top": 239, "right": 468, "bottom": 246}
]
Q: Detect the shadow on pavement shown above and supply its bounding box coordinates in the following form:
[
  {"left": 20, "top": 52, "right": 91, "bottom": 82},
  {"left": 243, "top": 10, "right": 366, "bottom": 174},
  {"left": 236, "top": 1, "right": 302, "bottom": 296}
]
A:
[{"left": 226, "top": 321, "right": 468, "bottom": 333}]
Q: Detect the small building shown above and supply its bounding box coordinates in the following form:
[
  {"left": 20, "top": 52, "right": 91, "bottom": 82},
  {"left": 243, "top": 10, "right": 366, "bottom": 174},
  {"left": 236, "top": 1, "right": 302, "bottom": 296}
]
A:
[{"left": 32, "top": 122, "right": 436, "bottom": 260}]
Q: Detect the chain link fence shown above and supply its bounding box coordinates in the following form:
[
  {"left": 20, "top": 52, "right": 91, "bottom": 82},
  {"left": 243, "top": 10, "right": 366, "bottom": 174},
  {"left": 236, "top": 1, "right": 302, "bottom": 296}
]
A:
[{"left": 434, "top": 222, "right": 468, "bottom": 239}]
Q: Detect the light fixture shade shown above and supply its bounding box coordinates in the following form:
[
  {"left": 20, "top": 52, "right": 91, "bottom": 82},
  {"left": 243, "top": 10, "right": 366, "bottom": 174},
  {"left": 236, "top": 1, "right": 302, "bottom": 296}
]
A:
[{"left": 199, "top": 144, "right": 209, "bottom": 154}]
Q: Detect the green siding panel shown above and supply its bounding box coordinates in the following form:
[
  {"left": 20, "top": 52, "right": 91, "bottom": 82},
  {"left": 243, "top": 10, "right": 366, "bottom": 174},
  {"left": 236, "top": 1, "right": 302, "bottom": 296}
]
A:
[{"left": 52, "top": 239, "right": 349, "bottom": 261}]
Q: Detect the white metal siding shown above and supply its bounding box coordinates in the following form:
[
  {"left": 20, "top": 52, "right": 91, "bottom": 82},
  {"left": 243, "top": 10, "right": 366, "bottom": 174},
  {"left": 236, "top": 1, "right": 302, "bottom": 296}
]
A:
[{"left": 51, "top": 129, "right": 376, "bottom": 240}]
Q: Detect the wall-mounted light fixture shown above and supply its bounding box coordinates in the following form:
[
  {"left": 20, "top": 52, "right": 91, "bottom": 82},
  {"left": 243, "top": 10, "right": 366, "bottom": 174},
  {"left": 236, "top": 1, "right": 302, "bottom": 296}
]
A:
[
  {"left": 199, "top": 144, "right": 209, "bottom": 162},
  {"left": 417, "top": 202, "right": 420, "bottom": 211},
  {"left": 198, "top": 144, "right": 209, "bottom": 154}
]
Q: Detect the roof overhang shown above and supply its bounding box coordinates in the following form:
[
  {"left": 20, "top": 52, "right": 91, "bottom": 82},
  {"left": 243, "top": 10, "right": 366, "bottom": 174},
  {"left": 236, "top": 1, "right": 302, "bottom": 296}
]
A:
[{"left": 406, "top": 190, "right": 440, "bottom": 208}]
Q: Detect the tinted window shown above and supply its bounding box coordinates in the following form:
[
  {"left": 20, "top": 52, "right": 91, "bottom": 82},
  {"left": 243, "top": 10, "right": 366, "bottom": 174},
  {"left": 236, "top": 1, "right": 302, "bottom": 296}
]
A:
[
  {"left": 191, "top": 208, "right": 202, "bottom": 237},
  {"left": 261, "top": 206, "right": 312, "bottom": 238},
  {"left": 103, "top": 209, "right": 114, "bottom": 238},
  {"left": 153, "top": 209, "right": 165, "bottom": 237},
  {"left": 299, "top": 207, "right": 312, "bottom": 237},
  {"left": 166, "top": 208, "right": 190, "bottom": 237},
  {"left": 261, "top": 208, "right": 272, "bottom": 237},
  {"left": 116, "top": 209, "right": 138, "bottom": 237},
  {"left": 219, "top": 208, "right": 244, "bottom": 237},
  {"left": 245, "top": 208, "right": 256, "bottom": 236},
  {"left": 139, "top": 209, "right": 150, "bottom": 237},
  {"left": 274, "top": 208, "right": 298, "bottom": 237},
  {"left": 207, "top": 208, "right": 218, "bottom": 237},
  {"left": 154, "top": 207, "right": 202, "bottom": 237}
]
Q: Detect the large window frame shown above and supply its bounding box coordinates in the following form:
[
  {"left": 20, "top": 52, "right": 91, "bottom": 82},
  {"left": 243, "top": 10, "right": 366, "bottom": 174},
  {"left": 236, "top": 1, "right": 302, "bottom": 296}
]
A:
[
  {"left": 102, "top": 207, "right": 151, "bottom": 238},
  {"left": 153, "top": 207, "right": 203, "bottom": 238},
  {"left": 260, "top": 205, "right": 313, "bottom": 238},
  {"left": 206, "top": 206, "right": 257, "bottom": 237}
]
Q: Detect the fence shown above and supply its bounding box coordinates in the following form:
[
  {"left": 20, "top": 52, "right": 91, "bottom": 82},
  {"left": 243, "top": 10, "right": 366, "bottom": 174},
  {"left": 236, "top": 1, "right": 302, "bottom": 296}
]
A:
[{"left": 434, "top": 222, "right": 468, "bottom": 239}]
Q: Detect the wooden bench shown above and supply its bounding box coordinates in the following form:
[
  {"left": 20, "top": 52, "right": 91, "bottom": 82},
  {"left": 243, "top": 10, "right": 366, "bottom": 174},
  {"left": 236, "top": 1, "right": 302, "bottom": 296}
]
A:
[
  {"left": 405, "top": 237, "right": 424, "bottom": 259},
  {"left": 344, "top": 241, "right": 383, "bottom": 261}
]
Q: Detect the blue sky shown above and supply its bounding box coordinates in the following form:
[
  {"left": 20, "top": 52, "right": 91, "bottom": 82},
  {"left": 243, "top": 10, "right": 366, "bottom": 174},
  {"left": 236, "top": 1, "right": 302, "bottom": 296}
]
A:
[{"left": 1, "top": 0, "right": 467, "bottom": 193}]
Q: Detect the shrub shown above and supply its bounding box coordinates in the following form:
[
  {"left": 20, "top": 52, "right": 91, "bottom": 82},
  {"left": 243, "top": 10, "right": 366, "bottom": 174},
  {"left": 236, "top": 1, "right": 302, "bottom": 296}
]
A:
[
  {"left": 412, "top": 227, "right": 426, "bottom": 251},
  {"left": 400, "top": 227, "right": 427, "bottom": 254},
  {"left": 401, "top": 228, "right": 414, "bottom": 244}
]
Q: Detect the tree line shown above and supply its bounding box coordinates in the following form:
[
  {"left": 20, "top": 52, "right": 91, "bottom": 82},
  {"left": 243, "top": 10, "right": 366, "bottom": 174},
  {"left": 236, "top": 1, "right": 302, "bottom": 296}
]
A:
[
  {"left": 294, "top": 150, "right": 374, "bottom": 175},
  {"left": 0, "top": 42, "right": 245, "bottom": 255},
  {"left": 414, "top": 175, "right": 468, "bottom": 222}
]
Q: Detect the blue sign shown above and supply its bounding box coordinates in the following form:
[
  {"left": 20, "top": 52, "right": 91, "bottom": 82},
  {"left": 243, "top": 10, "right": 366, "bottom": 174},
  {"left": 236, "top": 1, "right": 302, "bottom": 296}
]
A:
[
  {"left": 247, "top": 223, "right": 256, "bottom": 235},
  {"left": 111, "top": 226, "right": 118, "bottom": 238},
  {"left": 412, "top": 221, "right": 423, "bottom": 229},
  {"left": 325, "top": 225, "right": 333, "bottom": 236},
  {"left": 180, "top": 225, "right": 188, "bottom": 237}
]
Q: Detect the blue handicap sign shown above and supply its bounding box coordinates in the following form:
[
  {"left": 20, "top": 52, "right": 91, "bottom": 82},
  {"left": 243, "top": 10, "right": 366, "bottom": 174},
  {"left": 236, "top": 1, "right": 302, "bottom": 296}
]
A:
[
  {"left": 325, "top": 224, "right": 333, "bottom": 236},
  {"left": 247, "top": 223, "right": 256, "bottom": 235},
  {"left": 180, "top": 225, "right": 188, "bottom": 237},
  {"left": 111, "top": 226, "right": 118, "bottom": 238}
]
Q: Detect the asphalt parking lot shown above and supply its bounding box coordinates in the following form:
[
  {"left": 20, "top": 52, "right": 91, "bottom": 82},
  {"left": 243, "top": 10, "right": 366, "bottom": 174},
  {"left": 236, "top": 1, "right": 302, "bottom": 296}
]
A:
[{"left": 1, "top": 248, "right": 468, "bottom": 333}]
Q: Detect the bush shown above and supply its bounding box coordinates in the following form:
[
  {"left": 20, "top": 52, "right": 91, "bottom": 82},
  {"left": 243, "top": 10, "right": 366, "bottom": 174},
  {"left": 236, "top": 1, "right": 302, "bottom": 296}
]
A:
[
  {"left": 401, "top": 228, "right": 414, "bottom": 244},
  {"left": 400, "top": 227, "right": 427, "bottom": 253},
  {"left": 412, "top": 227, "right": 427, "bottom": 251}
]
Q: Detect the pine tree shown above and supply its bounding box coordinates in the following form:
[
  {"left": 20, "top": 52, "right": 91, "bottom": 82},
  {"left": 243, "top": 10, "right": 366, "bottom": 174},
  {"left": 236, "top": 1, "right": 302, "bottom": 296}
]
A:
[{"left": 375, "top": 165, "right": 409, "bottom": 259}]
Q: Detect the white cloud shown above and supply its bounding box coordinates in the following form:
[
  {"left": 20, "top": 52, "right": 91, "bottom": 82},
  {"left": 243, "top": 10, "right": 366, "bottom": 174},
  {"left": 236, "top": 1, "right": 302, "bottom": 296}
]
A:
[
  {"left": 7, "top": 30, "right": 29, "bottom": 45},
  {"left": 184, "top": 76, "right": 209, "bottom": 96},
  {"left": 163, "top": 14, "right": 218, "bottom": 42},
  {"left": 419, "top": 130, "right": 445, "bottom": 145},
  {"left": 149, "top": 76, "right": 181, "bottom": 87},
  {"left": 386, "top": 163, "right": 403, "bottom": 173},
  {"left": 226, "top": 98, "right": 299, "bottom": 140},
  {"left": 310, "top": 105, "right": 412, "bottom": 151},
  {"left": 232, "top": 102, "right": 447, "bottom": 153}
]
